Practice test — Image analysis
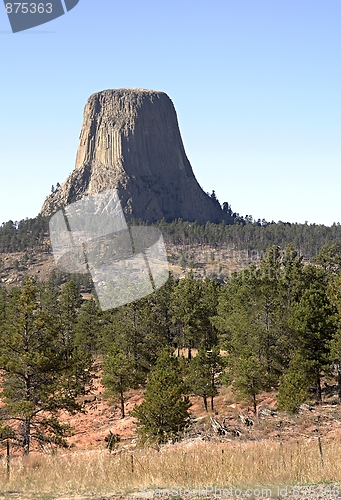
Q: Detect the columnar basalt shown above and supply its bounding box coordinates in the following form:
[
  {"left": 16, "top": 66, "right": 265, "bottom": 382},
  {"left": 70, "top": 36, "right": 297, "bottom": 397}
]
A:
[{"left": 41, "top": 89, "right": 228, "bottom": 224}]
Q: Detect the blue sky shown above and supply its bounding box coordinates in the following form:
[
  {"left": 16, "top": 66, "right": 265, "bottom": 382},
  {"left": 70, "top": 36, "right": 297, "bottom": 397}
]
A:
[{"left": 0, "top": 0, "right": 340, "bottom": 225}]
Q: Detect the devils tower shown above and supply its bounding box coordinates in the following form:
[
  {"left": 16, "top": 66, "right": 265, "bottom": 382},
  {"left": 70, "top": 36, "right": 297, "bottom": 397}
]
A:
[{"left": 41, "top": 89, "right": 228, "bottom": 224}]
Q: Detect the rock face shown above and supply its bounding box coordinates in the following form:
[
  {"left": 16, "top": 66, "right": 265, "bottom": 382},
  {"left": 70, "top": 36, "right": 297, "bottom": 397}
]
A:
[{"left": 41, "top": 89, "right": 228, "bottom": 224}]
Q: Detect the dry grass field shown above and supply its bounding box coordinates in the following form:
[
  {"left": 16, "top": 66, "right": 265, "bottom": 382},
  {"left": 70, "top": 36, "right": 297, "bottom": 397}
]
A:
[{"left": 0, "top": 437, "right": 339, "bottom": 498}]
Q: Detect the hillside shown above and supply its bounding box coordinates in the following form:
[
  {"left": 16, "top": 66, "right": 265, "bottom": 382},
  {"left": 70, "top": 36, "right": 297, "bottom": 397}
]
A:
[
  {"left": 2, "top": 215, "right": 341, "bottom": 287},
  {"left": 60, "top": 367, "right": 341, "bottom": 451},
  {"left": 1, "top": 216, "right": 341, "bottom": 497}
]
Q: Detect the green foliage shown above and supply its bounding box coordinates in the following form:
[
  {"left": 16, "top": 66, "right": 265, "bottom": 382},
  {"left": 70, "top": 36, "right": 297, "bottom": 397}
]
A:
[
  {"left": 0, "top": 215, "right": 50, "bottom": 253},
  {"left": 326, "top": 273, "right": 341, "bottom": 402},
  {"left": 187, "top": 345, "right": 225, "bottom": 411},
  {"left": 132, "top": 348, "right": 191, "bottom": 445},
  {"left": 230, "top": 354, "right": 268, "bottom": 415},
  {"left": 289, "top": 278, "right": 336, "bottom": 403},
  {"left": 153, "top": 219, "right": 341, "bottom": 261},
  {"left": 0, "top": 238, "right": 341, "bottom": 451},
  {"left": 102, "top": 344, "right": 137, "bottom": 418},
  {"left": 214, "top": 246, "right": 297, "bottom": 403},
  {"left": 100, "top": 298, "right": 167, "bottom": 383},
  {"left": 47, "top": 268, "right": 94, "bottom": 293},
  {"left": 171, "top": 271, "right": 202, "bottom": 358},
  {"left": 4, "top": 215, "right": 341, "bottom": 266},
  {"left": 277, "top": 353, "right": 312, "bottom": 413},
  {"left": 58, "top": 281, "right": 82, "bottom": 362},
  {"left": 312, "top": 244, "right": 341, "bottom": 275},
  {"left": 74, "top": 298, "right": 101, "bottom": 353},
  {"left": 0, "top": 278, "right": 90, "bottom": 454},
  {"left": 198, "top": 278, "right": 220, "bottom": 349},
  {"left": 0, "top": 286, "right": 8, "bottom": 322},
  {"left": 171, "top": 273, "right": 220, "bottom": 357}
]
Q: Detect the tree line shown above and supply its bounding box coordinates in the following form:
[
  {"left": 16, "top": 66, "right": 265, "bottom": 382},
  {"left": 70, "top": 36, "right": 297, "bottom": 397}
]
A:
[
  {"left": 0, "top": 215, "right": 50, "bottom": 253},
  {"left": 2, "top": 208, "right": 341, "bottom": 260},
  {"left": 1, "top": 243, "right": 341, "bottom": 449}
]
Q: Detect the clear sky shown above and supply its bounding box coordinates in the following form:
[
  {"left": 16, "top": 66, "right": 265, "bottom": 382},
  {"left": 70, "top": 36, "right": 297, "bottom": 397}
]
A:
[{"left": 1, "top": 0, "right": 340, "bottom": 226}]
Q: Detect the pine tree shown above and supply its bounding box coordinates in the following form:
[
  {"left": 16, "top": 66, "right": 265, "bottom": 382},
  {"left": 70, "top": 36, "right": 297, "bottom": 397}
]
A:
[
  {"left": 213, "top": 268, "right": 263, "bottom": 414},
  {"left": 213, "top": 245, "right": 309, "bottom": 404},
  {"left": 257, "top": 245, "right": 302, "bottom": 380},
  {"left": 277, "top": 353, "right": 312, "bottom": 413},
  {"left": 100, "top": 296, "right": 169, "bottom": 381},
  {"left": 74, "top": 298, "right": 101, "bottom": 354},
  {"left": 329, "top": 334, "right": 341, "bottom": 404},
  {"left": 38, "top": 279, "right": 60, "bottom": 317},
  {"left": 214, "top": 265, "right": 280, "bottom": 408},
  {"left": 0, "top": 278, "right": 89, "bottom": 454},
  {"left": 146, "top": 272, "right": 177, "bottom": 348},
  {"left": 199, "top": 278, "right": 221, "bottom": 349},
  {"left": 187, "top": 345, "right": 224, "bottom": 411},
  {"left": 289, "top": 279, "right": 335, "bottom": 404},
  {"left": 171, "top": 272, "right": 203, "bottom": 359},
  {"left": 230, "top": 354, "right": 267, "bottom": 415},
  {"left": 326, "top": 273, "right": 341, "bottom": 403},
  {"left": 281, "top": 243, "right": 305, "bottom": 307},
  {"left": 0, "top": 286, "right": 8, "bottom": 322},
  {"left": 312, "top": 244, "right": 341, "bottom": 275},
  {"left": 100, "top": 302, "right": 146, "bottom": 381},
  {"left": 132, "top": 348, "right": 191, "bottom": 445},
  {"left": 59, "top": 280, "right": 82, "bottom": 362},
  {"left": 102, "top": 345, "right": 137, "bottom": 418},
  {"left": 51, "top": 280, "right": 93, "bottom": 397}
]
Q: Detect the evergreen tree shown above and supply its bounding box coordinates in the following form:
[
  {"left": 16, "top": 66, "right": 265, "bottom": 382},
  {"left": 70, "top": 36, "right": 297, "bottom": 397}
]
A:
[
  {"left": 59, "top": 281, "right": 82, "bottom": 362},
  {"left": 312, "top": 244, "right": 341, "bottom": 275},
  {"left": 59, "top": 282, "right": 93, "bottom": 397},
  {"left": 214, "top": 266, "right": 280, "bottom": 401},
  {"left": 132, "top": 348, "right": 191, "bottom": 445},
  {"left": 222, "top": 202, "right": 233, "bottom": 216},
  {"left": 326, "top": 273, "right": 341, "bottom": 402},
  {"left": 230, "top": 354, "right": 268, "bottom": 415},
  {"left": 171, "top": 272, "right": 203, "bottom": 359},
  {"left": 187, "top": 345, "right": 224, "bottom": 411},
  {"left": 146, "top": 273, "right": 178, "bottom": 348},
  {"left": 0, "top": 278, "right": 89, "bottom": 454},
  {"left": 102, "top": 344, "right": 137, "bottom": 418},
  {"left": 100, "top": 298, "right": 166, "bottom": 381},
  {"left": 289, "top": 278, "right": 335, "bottom": 403},
  {"left": 277, "top": 352, "right": 312, "bottom": 413},
  {"left": 213, "top": 267, "right": 268, "bottom": 414},
  {"left": 38, "top": 279, "right": 60, "bottom": 317},
  {"left": 213, "top": 245, "right": 309, "bottom": 402},
  {"left": 257, "top": 245, "right": 299, "bottom": 379},
  {"left": 210, "top": 190, "right": 221, "bottom": 210},
  {"left": 199, "top": 278, "right": 221, "bottom": 349},
  {"left": 0, "top": 286, "right": 8, "bottom": 323},
  {"left": 281, "top": 243, "right": 305, "bottom": 307},
  {"left": 329, "top": 334, "right": 341, "bottom": 404},
  {"left": 74, "top": 298, "right": 101, "bottom": 354}
]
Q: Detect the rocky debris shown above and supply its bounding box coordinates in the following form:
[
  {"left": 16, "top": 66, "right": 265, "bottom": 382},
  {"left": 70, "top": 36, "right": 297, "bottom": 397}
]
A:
[
  {"left": 258, "top": 406, "right": 277, "bottom": 418},
  {"left": 41, "top": 89, "right": 230, "bottom": 225},
  {"left": 238, "top": 413, "right": 254, "bottom": 427},
  {"left": 299, "top": 403, "right": 315, "bottom": 412},
  {"left": 210, "top": 416, "right": 241, "bottom": 437}
]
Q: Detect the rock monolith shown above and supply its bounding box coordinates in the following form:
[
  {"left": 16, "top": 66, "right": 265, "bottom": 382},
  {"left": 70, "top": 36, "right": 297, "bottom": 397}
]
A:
[{"left": 41, "top": 89, "right": 228, "bottom": 224}]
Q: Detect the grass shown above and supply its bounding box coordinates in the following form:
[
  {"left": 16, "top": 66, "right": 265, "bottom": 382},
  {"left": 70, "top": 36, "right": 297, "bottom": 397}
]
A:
[{"left": 0, "top": 438, "right": 340, "bottom": 498}]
